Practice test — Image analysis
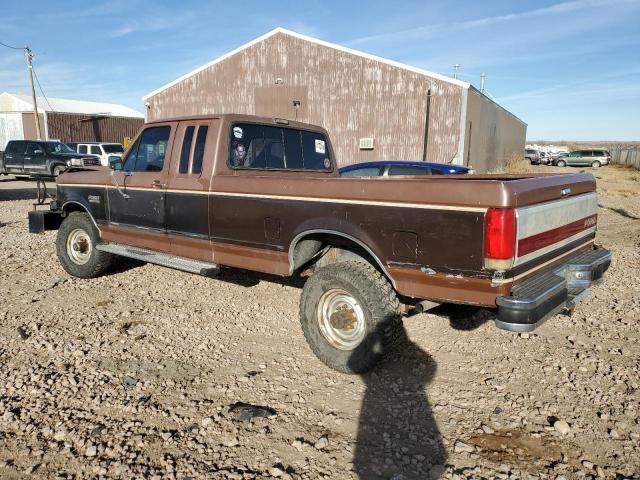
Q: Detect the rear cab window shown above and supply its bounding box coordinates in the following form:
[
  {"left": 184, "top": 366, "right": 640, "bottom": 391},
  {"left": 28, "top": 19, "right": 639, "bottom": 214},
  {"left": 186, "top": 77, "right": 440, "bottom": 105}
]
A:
[
  {"left": 229, "top": 123, "right": 332, "bottom": 171},
  {"left": 78, "top": 145, "right": 88, "bottom": 154}
]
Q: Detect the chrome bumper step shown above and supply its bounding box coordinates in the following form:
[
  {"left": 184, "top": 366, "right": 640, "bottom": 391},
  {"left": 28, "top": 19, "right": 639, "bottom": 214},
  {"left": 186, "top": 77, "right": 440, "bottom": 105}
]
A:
[
  {"left": 495, "top": 247, "right": 611, "bottom": 332},
  {"left": 96, "top": 243, "right": 219, "bottom": 276}
]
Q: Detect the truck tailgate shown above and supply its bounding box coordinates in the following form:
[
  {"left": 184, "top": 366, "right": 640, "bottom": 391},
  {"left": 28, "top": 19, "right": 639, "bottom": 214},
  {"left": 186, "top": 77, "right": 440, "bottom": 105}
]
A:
[{"left": 514, "top": 192, "right": 598, "bottom": 267}]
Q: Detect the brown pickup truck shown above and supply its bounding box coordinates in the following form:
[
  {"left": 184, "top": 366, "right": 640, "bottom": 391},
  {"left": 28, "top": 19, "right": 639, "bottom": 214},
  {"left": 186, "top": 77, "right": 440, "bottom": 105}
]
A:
[{"left": 28, "top": 114, "right": 611, "bottom": 373}]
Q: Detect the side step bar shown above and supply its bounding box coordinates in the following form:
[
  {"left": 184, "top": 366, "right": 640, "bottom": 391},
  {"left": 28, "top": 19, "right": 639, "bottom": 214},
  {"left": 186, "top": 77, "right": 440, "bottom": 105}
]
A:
[{"left": 96, "top": 243, "right": 220, "bottom": 276}]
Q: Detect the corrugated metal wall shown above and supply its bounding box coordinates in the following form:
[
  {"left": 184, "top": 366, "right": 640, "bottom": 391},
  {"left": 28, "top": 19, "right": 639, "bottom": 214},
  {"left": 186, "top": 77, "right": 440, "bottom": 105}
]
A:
[
  {"left": 46, "top": 112, "right": 143, "bottom": 144},
  {"left": 0, "top": 113, "right": 24, "bottom": 150},
  {"left": 147, "top": 32, "right": 465, "bottom": 166},
  {"left": 465, "top": 89, "right": 527, "bottom": 172}
]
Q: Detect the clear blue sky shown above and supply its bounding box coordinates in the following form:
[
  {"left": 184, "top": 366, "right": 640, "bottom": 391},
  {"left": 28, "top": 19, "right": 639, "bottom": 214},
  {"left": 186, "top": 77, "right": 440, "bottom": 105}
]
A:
[{"left": 1, "top": 0, "right": 638, "bottom": 141}]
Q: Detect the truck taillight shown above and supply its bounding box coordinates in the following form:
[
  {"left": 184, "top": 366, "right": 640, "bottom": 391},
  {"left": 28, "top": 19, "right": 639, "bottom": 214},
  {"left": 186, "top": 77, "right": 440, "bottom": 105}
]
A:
[{"left": 485, "top": 208, "right": 516, "bottom": 266}]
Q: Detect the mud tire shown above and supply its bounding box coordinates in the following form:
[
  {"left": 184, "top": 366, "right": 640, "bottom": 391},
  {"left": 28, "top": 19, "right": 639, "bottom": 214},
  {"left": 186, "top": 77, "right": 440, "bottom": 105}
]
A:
[
  {"left": 56, "top": 212, "right": 113, "bottom": 278},
  {"left": 299, "top": 261, "right": 404, "bottom": 374}
]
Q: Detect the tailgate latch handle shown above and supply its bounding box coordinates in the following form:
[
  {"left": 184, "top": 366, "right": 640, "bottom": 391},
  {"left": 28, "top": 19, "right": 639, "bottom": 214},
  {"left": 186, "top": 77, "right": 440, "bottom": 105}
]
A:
[{"left": 561, "top": 187, "right": 571, "bottom": 196}]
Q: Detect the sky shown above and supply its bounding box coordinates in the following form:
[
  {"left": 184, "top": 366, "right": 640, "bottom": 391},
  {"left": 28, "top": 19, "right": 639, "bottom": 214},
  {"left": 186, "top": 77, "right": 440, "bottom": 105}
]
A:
[{"left": 1, "top": 0, "right": 639, "bottom": 141}]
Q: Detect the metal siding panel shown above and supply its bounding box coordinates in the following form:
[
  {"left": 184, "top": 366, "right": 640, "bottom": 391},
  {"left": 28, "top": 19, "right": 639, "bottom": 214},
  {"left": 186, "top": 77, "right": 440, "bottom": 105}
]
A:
[
  {"left": 466, "top": 89, "right": 526, "bottom": 172},
  {"left": 147, "top": 33, "right": 463, "bottom": 167},
  {"left": 46, "top": 112, "right": 144, "bottom": 143}
]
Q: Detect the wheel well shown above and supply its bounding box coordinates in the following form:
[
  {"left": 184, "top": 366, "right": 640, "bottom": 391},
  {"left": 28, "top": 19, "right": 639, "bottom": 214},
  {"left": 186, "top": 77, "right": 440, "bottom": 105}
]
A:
[
  {"left": 290, "top": 232, "right": 395, "bottom": 287},
  {"left": 63, "top": 202, "right": 88, "bottom": 214}
]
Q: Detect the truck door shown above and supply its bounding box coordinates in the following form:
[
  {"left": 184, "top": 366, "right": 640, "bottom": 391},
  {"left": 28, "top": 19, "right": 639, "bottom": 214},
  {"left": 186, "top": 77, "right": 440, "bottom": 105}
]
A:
[
  {"left": 24, "top": 142, "right": 47, "bottom": 172},
  {"left": 165, "top": 119, "right": 215, "bottom": 261},
  {"left": 3, "top": 141, "right": 26, "bottom": 173},
  {"left": 107, "top": 123, "right": 175, "bottom": 251}
]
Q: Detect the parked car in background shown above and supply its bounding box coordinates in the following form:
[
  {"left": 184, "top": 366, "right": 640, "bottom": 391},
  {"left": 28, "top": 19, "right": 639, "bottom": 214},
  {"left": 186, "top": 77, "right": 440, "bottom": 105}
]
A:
[
  {"left": 554, "top": 150, "right": 610, "bottom": 168},
  {"left": 73, "top": 142, "right": 125, "bottom": 166},
  {"left": 539, "top": 151, "right": 551, "bottom": 165},
  {"left": 525, "top": 148, "right": 541, "bottom": 164},
  {"left": 549, "top": 150, "right": 569, "bottom": 161},
  {"left": 338, "top": 160, "right": 471, "bottom": 177},
  {"left": 0, "top": 140, "right": 99, "bottom": 177}
]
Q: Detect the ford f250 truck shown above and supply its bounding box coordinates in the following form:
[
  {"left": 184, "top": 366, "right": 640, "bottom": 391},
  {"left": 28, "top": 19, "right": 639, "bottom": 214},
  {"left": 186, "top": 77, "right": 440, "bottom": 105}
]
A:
[{"left": 28, "top": 114, "right": 611, "bottom": 373}]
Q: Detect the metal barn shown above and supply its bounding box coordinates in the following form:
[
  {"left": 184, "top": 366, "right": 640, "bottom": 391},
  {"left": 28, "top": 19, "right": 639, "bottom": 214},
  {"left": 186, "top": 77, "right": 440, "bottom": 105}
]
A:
[
  {"left": 143, "top": 28, "right": 526, "bottom": 172},
  {"left": 0, "top": 93, "right": 144, "bottom": 150}
]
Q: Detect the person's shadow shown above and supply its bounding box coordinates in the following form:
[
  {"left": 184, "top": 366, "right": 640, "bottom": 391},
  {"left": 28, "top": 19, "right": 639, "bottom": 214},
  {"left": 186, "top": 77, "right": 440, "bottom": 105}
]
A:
[{"left": 349, "top": 321, "right": 447, "bottom": 479}]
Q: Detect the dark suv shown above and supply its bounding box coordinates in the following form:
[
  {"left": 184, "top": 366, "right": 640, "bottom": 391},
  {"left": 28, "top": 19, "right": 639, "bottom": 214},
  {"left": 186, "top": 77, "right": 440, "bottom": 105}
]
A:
[{"left": 0, "top": 140, "right": 99, "bottom": 177}]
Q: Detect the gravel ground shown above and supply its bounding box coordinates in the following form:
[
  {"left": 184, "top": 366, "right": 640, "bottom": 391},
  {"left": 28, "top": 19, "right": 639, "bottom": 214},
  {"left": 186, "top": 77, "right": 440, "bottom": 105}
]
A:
[{"left": 1, "top": 165, "right": 639, "bottom": 479}]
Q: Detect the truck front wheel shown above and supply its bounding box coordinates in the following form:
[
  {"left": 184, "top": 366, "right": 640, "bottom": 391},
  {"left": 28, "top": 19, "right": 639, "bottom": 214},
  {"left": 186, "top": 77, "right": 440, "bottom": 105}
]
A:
[
  {"left": 56, "top": 212, "right": 113, "bottom": 278},
  {"left": 299, "top": 261, "right": 404, "bottom": 374}
]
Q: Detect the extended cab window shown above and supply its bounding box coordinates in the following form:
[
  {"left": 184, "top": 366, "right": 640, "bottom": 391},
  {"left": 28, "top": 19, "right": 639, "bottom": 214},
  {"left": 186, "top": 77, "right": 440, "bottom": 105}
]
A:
[
  {"left": 122, "top": 126, "right": 170, "bottom": 172},
  {"left": 90, "top": 146, "right": 102, "bottom": 155},
  {"left": 229, "top": 123, "right": 331, "bottom": 171},
  {"left": 178, "top": 125, "right": 207, "bottom": 175}
]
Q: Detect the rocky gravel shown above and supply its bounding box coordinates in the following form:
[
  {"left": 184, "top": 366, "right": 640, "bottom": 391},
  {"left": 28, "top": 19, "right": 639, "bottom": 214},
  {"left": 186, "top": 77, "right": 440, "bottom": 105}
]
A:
[{"left": 1, "top": 165, "right": 639, "bottom": 479}]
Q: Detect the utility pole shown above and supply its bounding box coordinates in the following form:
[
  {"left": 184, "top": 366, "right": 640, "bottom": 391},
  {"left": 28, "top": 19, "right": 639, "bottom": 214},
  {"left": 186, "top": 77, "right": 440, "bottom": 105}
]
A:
[
  {"left": 25, "top": 46, "right": 42, "bottom": 140},
  {"left": 453, "top": 64, "right": 460, "bottom": 80},
  {"left": 480, "top": 72, "right": 486, "bottom": 93}
]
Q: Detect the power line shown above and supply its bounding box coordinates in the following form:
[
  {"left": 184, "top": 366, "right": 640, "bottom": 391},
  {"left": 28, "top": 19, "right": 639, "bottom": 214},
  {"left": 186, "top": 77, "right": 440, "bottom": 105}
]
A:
[
  {"left": 31, "top": 63, "right": 55, "bottom": 112},
  {"left": 0, "top": 40, "right": 23, "bottom": 50}
]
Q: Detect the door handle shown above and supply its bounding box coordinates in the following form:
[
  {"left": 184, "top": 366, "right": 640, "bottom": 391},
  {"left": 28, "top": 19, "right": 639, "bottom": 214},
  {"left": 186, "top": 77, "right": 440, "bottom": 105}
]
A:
[
  {"left": 24, "top": 157, "right": 31, "bottom": 160},
  {"left": 151, "top": 180, "right": 165, "bottom": 188}
]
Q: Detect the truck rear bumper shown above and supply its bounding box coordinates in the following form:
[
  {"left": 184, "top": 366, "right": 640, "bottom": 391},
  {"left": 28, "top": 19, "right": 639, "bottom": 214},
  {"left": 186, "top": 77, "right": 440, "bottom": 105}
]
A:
[{"left": 495, "top": 247, "right": 611, "bottom": 332}]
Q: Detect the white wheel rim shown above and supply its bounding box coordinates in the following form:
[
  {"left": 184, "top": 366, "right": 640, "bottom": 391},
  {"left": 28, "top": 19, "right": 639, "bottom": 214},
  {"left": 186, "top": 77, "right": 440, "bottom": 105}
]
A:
[
  {"left": 66, "top": 228, "right": 92, "bottom": 265},
  {"left": 317, "top": 288, "right": 366, "bottom": 350}
]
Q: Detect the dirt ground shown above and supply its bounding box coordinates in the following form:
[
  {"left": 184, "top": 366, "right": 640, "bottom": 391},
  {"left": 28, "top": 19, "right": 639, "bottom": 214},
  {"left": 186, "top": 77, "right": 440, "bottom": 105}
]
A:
[{"left": 0, "top": 165, "right": 639, "bottom": 479}]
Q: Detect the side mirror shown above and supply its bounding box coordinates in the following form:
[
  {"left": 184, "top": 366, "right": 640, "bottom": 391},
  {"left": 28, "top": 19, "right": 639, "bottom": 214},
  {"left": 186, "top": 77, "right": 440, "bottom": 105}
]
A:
[{"left": 109, "top": 156, "right": 123, "bottom": 170}]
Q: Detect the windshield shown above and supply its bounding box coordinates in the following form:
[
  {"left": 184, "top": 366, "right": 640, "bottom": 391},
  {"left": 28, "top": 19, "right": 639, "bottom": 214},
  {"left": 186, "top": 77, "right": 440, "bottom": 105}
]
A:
[
  {"left": 44, "top": 142, "right": 76, "bottom": 154},
  {"left": 103, "top": 144, "right": 124, "bottom": 153}
]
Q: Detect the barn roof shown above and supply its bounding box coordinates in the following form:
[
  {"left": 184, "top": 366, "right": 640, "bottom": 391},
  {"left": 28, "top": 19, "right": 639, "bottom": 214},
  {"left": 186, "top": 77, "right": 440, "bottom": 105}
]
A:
[
  {"left": 142, "top": 27, "right": 470, "bottom": 101},
  {"left": 0, "top": 92, "right": 144, "bottom": 118}
]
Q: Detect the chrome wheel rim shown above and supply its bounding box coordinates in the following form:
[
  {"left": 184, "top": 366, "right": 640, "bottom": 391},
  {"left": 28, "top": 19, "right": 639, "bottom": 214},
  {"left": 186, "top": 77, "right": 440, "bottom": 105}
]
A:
[
  {"left": 317, "top": 289, "right": 366, "bottom": 350},
  {"left": 66, "top": 228, "right": 92, "bottom": 265}
]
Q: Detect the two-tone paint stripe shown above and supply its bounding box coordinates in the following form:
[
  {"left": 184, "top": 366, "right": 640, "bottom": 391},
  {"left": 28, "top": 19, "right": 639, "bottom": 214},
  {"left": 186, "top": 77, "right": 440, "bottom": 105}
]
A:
[{"left": 56, "top": 183, "right": 488, "bottom": 212}]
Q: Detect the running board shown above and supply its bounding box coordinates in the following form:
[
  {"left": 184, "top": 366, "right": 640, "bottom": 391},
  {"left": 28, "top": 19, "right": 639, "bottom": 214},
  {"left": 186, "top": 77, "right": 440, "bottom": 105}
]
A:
[{"left": 96, "top": 243, "right": 219, "bottom": 276}]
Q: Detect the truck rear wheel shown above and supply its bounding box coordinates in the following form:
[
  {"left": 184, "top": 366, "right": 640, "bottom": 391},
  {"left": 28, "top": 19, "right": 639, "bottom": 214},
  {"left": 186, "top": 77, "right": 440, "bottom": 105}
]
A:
[
  {"left": 299, "top": 261, "right": 403, "bottom": 374},
  {"left": 56, "top": 212, "right": 113, "bottom": 278}
]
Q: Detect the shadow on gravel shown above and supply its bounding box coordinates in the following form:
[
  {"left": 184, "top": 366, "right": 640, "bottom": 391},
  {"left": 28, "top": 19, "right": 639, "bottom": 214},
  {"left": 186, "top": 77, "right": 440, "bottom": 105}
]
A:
[
  {"left": 437, "top": 304, "right": 495, "bottom": 331},
  {"left": 350, "top": 324, "right": 447, "bottom": 479},
  {"left": 214, "top": 267, "right": 306, "bottom": 289},
  {"left": 0, "top": 187, "right": 38, "bottom": 201},
  {"left": 598, "top": 203, "right": 640, "bottom": 220}
]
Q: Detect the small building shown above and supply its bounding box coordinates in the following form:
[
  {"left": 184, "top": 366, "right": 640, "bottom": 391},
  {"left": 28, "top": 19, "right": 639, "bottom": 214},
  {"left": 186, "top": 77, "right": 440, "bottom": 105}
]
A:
[
  {"left": 0, "top": 92, "right": 144, "bottom": 150},
  {"left": 143, "top": 28, "right": 526, "bottom": 172}
]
